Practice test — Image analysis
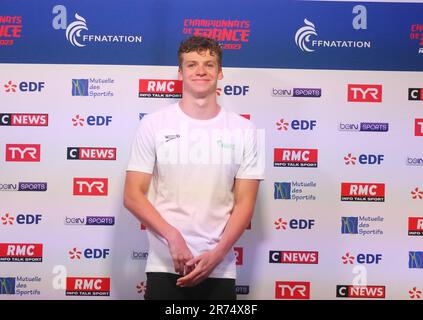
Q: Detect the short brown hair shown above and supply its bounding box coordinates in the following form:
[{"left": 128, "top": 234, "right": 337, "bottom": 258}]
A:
[{"left": 178, "top": 36, "right": 222, "bottom": 68}]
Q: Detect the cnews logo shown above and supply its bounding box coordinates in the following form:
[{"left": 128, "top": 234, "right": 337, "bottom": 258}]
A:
[
  {"left": 0, "top": 114, "right": 48, "bottom": 126},
  {"left": 409, "top": 88, "right": 423, "bottom": 101},
  {"left": 274, "top": 148, "right": 318, "bottom": 168},
  {"left": 348, "top": 84, "right": 382, "bottom": 102},
  {"left": 336, "top": 285, "right": 385, "bottom": 299},
  {"left": 67, "top": 147, "right": 116, "bottom": 160},
  {"left": 0, "top": 243, "right": 43, "bottom": 262},
  {"left": 269, "top": 251, "right": 318, "bottom": 264},
  {"left": 271, "top": 88, "right": 321, "bottom": 98},
  {"left": 408, "top": 217, "right": 423, "bottom": 236},
  {"left": 139, "top": 80, "right": 182, "bottom": 98},
  {"left": 275, "top": 281, "right": 310, "bottom": 299},
  {"left": 5, "top": 144, "right": 41, "bottom": 162},
  {"left": 73, "top": 178, "right": 108, "bottom": 196},
  {"left": 66, "top": 277, "right": 110, "bottom": 296},
  {"left": 341, "top": 183, "right": 385, "bottom": 202}
]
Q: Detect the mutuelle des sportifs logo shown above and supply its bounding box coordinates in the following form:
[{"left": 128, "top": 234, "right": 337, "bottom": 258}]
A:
[{"left": 52, "top": 5, "right": 142, "bottom": 48}]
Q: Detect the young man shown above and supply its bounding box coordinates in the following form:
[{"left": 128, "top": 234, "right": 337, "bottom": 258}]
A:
[{"left": 124, "top": 36, "right": 264, "bottom": 300}]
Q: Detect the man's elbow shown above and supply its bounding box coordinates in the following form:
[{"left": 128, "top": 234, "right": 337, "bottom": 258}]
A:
[{"left": 123, "top": 189, "right": 136, "bottom": 211}]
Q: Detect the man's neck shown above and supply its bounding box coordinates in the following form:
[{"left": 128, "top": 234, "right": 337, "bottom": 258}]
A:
[{"left": 178, "top": 94, "right": 221, "bottom": 120}]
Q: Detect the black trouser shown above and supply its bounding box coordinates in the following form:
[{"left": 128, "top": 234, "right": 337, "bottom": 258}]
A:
[{"left": 145, "top": 272, "right": 236, "bottom": 300}]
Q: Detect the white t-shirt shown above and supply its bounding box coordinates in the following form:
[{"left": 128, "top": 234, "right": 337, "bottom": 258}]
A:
[{"left": 126, "top": 102, "right": 265, "bottom": 278}]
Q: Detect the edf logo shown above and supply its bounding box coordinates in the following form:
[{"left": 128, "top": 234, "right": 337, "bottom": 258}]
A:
[
  {"left": 276, "top": 118, "right": 317, "bottom": 131},
  {"left": 72, "top": 114, "right": 112, "bottom": 127},
  {"left": 69, "top": 247, "right": 110, "bottom": 260},
  {"left": 1, "top": 213, "right": 42, "bottom": 225},
  {"left": 274, "top": 218, "right": 315, "bottom": 230},
  {"left": 344, "top": 153, "right": 385, "bottom": 165},
  {"left": 3, "top": 81, "right": 45, "bottom": 93},
  {"left": 342, "top": 252, "right": 383, "bottom": 264},
  {"left": 217, "top": 85, "right": 249, "bottom": 96}
]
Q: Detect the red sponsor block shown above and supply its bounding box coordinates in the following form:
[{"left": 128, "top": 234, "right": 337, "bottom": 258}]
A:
[
  {"left": 348, "top": 84, "right": 382, "bottom": 102},
  {"left": 0, "top": 243, "right": 43, "bottom": 262},
  {"left": 73, "top": 178, "right": 108, "bottom": 196},
  {"left": 5, "top": 144, "right": 40, "bottom": 162},
  {"left": 275, "top": 281, "right": 310, "bottom": 299},
  {"left": 139, "top": 79, "right": 182, "bottom": 98},
  {"left": 274, "top": 148, "right": 318, "bottom": 167},
  {"left": 66, "top": 277, "right": 110, "bottom": 296},
  {"left": 341, "top": 183, "right": 385, "bottom": 201}
]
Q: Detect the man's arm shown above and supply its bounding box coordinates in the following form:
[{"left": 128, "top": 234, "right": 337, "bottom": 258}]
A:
[
  {"left": 123, "top": 171, "right": 194, "bottom": 274},
  {"left": 176, "top": 178, "right": 260, "bottom": 287}
]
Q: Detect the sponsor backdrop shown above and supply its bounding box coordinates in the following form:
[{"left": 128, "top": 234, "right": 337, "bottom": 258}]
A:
[{"left": 1, "top": 0, "right": 423, "bottom": 300}]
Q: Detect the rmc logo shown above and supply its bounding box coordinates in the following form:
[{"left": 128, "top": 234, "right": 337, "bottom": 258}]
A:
[{"left": 139, "top": 79, "right": 182, "bottom": 98}]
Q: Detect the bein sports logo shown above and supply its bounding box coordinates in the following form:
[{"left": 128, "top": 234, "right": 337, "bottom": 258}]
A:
[{"left": 295, "top": 19, "right": 317, "bottom": 52}]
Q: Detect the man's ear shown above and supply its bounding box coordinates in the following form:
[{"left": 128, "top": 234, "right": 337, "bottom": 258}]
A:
[
  {"left": 178, "top": 68, "right": 183, "bottom": 81},
  {"left": 218, "top": 68, "right": 224, "bottom": 80}
]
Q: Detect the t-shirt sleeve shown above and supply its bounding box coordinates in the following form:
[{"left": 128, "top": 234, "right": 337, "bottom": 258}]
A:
[
  {"left": 126, "top": 116, "right": 156, "bottom": 174},
  {"left": 235, "top": 125, "right": 265, "bottom": 180}
]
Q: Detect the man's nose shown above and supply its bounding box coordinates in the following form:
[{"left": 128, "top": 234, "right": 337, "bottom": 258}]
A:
[{"left": 196, "top": 64, "right": 207, "bottom": 75}]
